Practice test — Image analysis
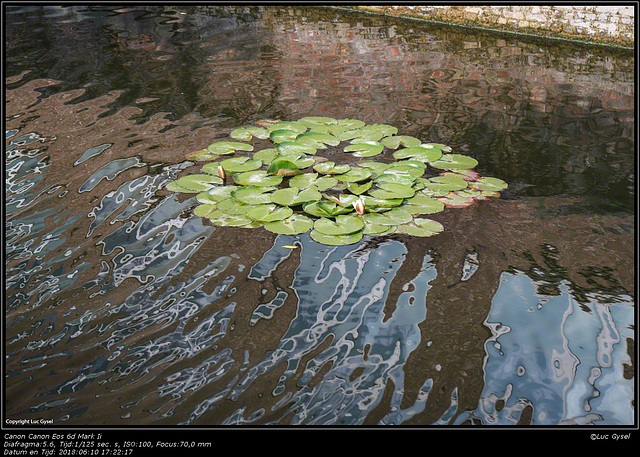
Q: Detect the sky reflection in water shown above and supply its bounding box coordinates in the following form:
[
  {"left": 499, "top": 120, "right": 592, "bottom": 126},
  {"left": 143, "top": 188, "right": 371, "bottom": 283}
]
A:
[
  {"left": 470, "top": 273, "right": 633, "bottom": 425},
  {"left": 4, "top": 5, "right": 634, "bottom": 427}
]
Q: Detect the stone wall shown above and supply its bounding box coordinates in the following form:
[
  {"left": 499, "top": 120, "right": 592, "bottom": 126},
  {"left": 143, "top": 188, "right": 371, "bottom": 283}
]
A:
[{"left": 355, "top": 5, "right": 635, "bottom": 48}]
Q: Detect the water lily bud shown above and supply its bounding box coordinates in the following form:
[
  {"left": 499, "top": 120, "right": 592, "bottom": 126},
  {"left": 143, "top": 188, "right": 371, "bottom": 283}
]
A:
[
  {"left": 218, "top": 165, "right": 226, "bottom": 180},
  {"left": 353, "top": 198, "right": 365, "bottom": 215}
]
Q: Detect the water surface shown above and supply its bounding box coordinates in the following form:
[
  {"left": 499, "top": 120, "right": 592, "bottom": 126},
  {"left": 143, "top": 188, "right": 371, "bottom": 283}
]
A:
[{"left": 4, "top": 5, "right": 634, "bottom": 427}]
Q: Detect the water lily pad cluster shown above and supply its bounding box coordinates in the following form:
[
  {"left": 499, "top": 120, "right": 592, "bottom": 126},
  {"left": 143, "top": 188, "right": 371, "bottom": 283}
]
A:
[{"left": 166, "top": 117, "right": 507, "bottom": 245}]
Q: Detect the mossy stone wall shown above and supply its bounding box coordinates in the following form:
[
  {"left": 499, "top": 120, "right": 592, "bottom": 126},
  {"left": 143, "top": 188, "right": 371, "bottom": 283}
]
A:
[{"left": 356, "top": 5, "right": 634, "bottom": 47}]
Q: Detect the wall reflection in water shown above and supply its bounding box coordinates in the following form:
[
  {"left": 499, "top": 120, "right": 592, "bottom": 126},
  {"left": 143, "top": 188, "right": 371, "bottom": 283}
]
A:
[{"left": 4, "top": 5, "right": 634, "bottom": 426}]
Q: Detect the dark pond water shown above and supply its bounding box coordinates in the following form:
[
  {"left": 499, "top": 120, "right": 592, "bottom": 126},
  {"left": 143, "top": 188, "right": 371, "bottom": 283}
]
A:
[{"left": 4, "top": 5, "right": 635, "bottom": 430}]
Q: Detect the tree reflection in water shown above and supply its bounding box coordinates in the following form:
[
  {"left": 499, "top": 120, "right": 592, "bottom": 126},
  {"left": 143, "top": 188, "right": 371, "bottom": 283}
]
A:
[{"left": 4, "top": 5, "right": 634, "bottom": 426}]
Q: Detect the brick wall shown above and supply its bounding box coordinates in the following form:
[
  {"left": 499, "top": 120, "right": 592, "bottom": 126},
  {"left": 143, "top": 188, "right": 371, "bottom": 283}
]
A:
[{"left": 357, "top": 5, "right": 635, "bottom": 47}]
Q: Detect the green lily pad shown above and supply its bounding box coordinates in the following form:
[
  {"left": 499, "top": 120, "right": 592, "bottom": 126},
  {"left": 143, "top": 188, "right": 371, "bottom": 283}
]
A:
[
  {"left": 303, "top": 200, "right": 353, "bottom": 217},
  {"left": 193, "top": 203, "right": 217, "bottom": 218},
  {"left": 369, "top": 182, "right": 415, "bottom": 200},
  {"left": 267, "top": 121, "right": 308, "bottom": 134},
  {"left": 166, "top": 174, "right": 223, "bottom": 193},
  {"left": 415, "top": 184, "right": 449, "bottom": 197},
  {"left": 358, "top": 161, "right": 391, "bottom": 177},
  {"left": 217, "top": 197, "right": 252, "bottom": 215},
  {"left": 381, "top": 135, "right": 421, "bottom": 149},
  {"left": 393, "top": 145, "right": 443, "bottom": 162},
  {"left": 440, "top": 169, "right": 481, "bottom": 181},
  {"left": 324, "top": 193, "right": 361, "bottom": 208},
  {"left": 424, "top": 143, "right": 452, "bottom": 152},
  {"left": 346, "top": 180, "right": 373, "bottom": 195},
  {"left": 276, "top": 141, "right": 317, "bottom": 156},
  {"left": 469, "top": 177, "right": 508, "bottom": 191},
  {"left": 386, "top": 161, "right": 427, "bottom": 177},
  {"left": 423, "top": 175, "right": 469, "bottom": 192},
  {"left": 310, "top": 124, "right": 349, "bottom": 136},
  {"left": 429, "top": 153, "right": 479, "bottom": 170},
  {"left": 204, "top": 157, "right": 262, "bottom": 174},
  {"left": 247, "top": 204, "right": 293, "bottom": 222},
  {"left": 411, "top": 180, "right": 426, "bottom": 192},
  {"left": 374, "top": 172, "right": 417, "bottom": 186},
  {"left": 185, "top": 149, "right": 219, "bottom": 161},
  {"left": 436, "top": 192, "right": 476, "bottom": 208},
  {"left": 271, "top": 187, "right": 322, "bottom": 206},
  {"left": 313, "top": 161, "right": 351, "bottom": 175},
  {"left": 252, "top": 148, "right": 279, "bottom": 164},
  {"left": 361, "top": 195, "right": 404, "bottom": 209},
  {"left": 337, "top": 118, "right": 366, "bottom": 129},
  {"left": 267, "top": 154, "right": 315, "bottom": 176},
  {"left": 288, "top": 155, "right": 315, "bottom": 169},
  {"left": 459, "top": 189, "right": 501, "bottom": 200},
  {"left": 207, "top": 141, "right": 254, "bottom": 155},
  {"left": 196, "top": 191, "right": 218, "bottom": 205},
  {"left": 295, "top": 131, "right": 340, "bottom": 148},
  {"left": 335, "top": 167, "right": 372, "bottom": 183},
  {"left": 206, "top": 210, "right": 255, "bottom": 227},
  {"left": 198, "top": 185, "right": 239, "bottom": 203},
  {"left": 363, "top": 223, "right": 397, "bottom": 236},
  {"left": 314, "top": 215, "right": 365, "bottom": 236},
  {"left": 481, "top": 191, "right": 501, "bottom": 199},
  {"left": 234, "top": 170, "right": 283, "bottom": 187},
  {"left": 367, "top": 124, "right": 398, "bottom": 136},
  {"left": 270, "top": 129, "right": 300, "bottom": 144},
  {"left": 232, "top": 186, "right": 276, "bottom": 205},
  {"left": 361, "top": 124, "right": 398, "bottom": 137},
  {"left": 298, "top": 116, "right": 338, "bottom": 127},
  {"left": 289, "top": 173, "right": 338, "bottom": 191},
  {"left": 310, "top": 229, "right": 363, "bottom": 246},
  {"left": 263, "top": 214, "right": 314, "bottom": 235},
  {"left": 364, "top": 207, "right": 414, "bottom": 226},
  {"left": 397, "top": 218, "right": 444, "bottom": 237},
  {"left": 168, "top": 117, "right": 507, "bottom": 246},
  {"left": 338, "top": 128, "right": 384, "bottom": 142},
  {"left": 266, "top": 157, "right": 301, "bottom": 177},
  {"left": 270, "top": 154, "right": 315, "bottom": 172},
  {"left": 455, "top": 189, "right": 483, "bottom": 198},
  {"left": 344, "top": 141, "right": 384, "bottom": 157},
  {"left": 402, "top": 195, "right": 446, "bottom": 215},
  {"left": 230, "top": 126, "right": 269, "bottom": 140}
]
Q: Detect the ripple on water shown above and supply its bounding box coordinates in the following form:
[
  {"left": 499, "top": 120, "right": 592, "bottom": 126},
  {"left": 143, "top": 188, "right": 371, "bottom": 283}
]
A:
[
  {"left": 462, "top": 273, "right": 635, "bottom": 426},
  {"left": 73, "top": 143, "right": 112, "bottom": 166},
  {"left": 4, "top": 5, "right": 635, "bottom": 426},
  {"left": 78, "top": 156, "right": 146, "bottom": 193},
  {"left": 177, "top": 236, "right": 440, "bottom": 425},
  {"left": 5, "top": 132, "right": 227, "bottom": 417}
]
